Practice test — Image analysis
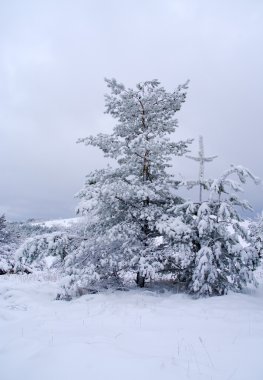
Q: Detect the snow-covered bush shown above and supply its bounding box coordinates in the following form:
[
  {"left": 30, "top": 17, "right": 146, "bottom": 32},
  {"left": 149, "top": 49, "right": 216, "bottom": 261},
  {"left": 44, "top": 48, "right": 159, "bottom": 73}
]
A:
[
  {"left": 0, "top": 214, "right": 16, "bottom": 274},
  {"left": 0, "top": 215, "right": 64, "bottom": 274},
  {"left": 0, "top": 245, "right": 16, "bottom": 274},
  {"left": 15, "top": 231, "right": 81, "bottom": 272},
  {"left": 249, "top": 213, "right": 263, "bottom": 259},
  {"left": 173, "top": 165, "right": 260, "bottom": 297},
  {"left": 0, "top": 214, "right": 9, "bottom": 243}
]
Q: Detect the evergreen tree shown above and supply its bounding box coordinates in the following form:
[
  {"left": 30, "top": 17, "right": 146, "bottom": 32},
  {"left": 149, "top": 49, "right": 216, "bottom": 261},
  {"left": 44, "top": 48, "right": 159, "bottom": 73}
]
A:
[
  {"left": 186, "top": 135, "right": 217, "bottom": 202},
  {"left": 174, "top": 165, "right": 260, "bottom": 297},
  {"left": 0, "top": 214, "right": 7, "bottom": 240},
  {"left": 68, "top": 78, "right": 192, "bottom": 293},
  {"left": 0, "top": 214, "right": 15, "bottom": 274},
  {"left": 249, "top": 213, "right": 263, "bottom": 259}
]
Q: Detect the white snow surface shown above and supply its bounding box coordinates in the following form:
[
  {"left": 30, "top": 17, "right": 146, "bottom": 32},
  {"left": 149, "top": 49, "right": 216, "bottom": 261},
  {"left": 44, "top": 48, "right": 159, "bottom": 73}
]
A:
[{"left": 1, "top": 271, "right": 263, "bottom": 380}]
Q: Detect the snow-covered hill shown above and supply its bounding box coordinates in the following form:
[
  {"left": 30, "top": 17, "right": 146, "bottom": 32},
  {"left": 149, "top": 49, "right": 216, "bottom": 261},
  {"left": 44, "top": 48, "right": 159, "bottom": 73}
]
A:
[
  {"left": 1, "top": 270, "right": 263, "bottom": 380},
  {"left": 32, "top": 217, "right": 84, "bottom": 228}
]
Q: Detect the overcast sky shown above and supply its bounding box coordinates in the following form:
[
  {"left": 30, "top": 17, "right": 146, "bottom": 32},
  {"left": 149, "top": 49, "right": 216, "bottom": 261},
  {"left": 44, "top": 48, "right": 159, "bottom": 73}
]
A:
[{"left": 0, "top": 0, "right": 262, "bottom": 221}]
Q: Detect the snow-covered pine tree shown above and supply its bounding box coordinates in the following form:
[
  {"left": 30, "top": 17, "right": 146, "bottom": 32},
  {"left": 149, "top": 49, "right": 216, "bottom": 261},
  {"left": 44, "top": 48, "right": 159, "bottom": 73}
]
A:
[
  {"left": 0, "top": 214, "right": 10, "bottom": 242},
  {"left": 69, "top": 78, "right": 192, "bottom": 293},
  {"left": 249, "top": 213, "right": 263, "bottom": 260},
  {"left": 186, "top": 135, "right": 217, "bottom": 202},
  {"left": 0, "top": 214, "right": 19, "bottom": 274},
  {"left": 174, "top": 165, "right": 260, "bottom": 297}
]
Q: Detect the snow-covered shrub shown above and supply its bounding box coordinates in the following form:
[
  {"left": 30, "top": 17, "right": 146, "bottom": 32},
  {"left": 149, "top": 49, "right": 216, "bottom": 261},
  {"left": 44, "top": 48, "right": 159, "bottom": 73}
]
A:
[
  {"left": 0, "top": 214, "right": 17, "bottom": 274},
  {"left": 15, "top": 231, "right": 81, "bottom": 272},
  {"left": 0, "top": 245, "right": 15, "bottom": 274},
  {"left": 0, "top": 215, "right": 64, "bottom": 274},
  {"left": 173, "top": 166, "right": 260, "bottom": 297},
  {"left": 249, "top": 213, "right": 263, "bottom": 259}
]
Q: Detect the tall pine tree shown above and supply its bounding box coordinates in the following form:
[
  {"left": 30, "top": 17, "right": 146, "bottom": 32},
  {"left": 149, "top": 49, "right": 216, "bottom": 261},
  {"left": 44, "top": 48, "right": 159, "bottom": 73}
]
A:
[{"left": 67, "top": 78, "right": 192, "bottom": 292}]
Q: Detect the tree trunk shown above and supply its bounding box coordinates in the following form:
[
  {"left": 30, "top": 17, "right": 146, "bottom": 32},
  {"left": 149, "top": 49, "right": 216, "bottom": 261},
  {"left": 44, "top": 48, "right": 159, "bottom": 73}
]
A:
[{"left": 136, "top": 272, "right": 145, "bottom": 288}]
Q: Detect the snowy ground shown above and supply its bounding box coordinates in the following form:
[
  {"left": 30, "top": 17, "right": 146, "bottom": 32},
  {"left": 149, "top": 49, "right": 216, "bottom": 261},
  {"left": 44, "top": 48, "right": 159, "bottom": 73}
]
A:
[{"left": 1, "top": 273, "right": 263, "bottom": 380}]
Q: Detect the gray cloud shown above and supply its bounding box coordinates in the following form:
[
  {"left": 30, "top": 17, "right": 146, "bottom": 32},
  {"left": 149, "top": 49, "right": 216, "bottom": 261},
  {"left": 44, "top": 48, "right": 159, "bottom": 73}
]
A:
[{"left": 0, "top": 0, "right": 262, "bottom": 220}]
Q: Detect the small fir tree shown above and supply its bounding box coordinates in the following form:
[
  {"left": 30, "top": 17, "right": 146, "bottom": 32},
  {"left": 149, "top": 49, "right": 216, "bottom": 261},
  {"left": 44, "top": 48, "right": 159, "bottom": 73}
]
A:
[
  {"left": 249, "top": 213, "right": 263, "bottom": 259},
  {"left": 186, "top": 135, "right": 217, "bottom": 202},
  {"left": 174, "top": 165, "right": 260, "bottom": 297}
]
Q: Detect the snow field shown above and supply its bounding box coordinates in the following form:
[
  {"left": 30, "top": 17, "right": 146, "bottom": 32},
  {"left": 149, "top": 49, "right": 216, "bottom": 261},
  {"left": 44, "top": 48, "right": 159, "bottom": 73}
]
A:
[{"left": 1, "top": 274, "right": 263, "bottom": 380}]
